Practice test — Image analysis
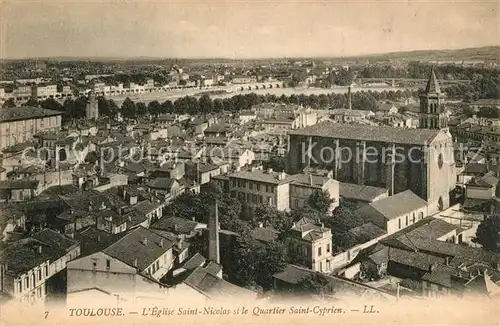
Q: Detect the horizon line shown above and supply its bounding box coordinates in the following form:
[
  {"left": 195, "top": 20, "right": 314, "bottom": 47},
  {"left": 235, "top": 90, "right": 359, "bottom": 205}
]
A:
[{"left": 1, "top": 45, "right": 498, "bottom": 62}]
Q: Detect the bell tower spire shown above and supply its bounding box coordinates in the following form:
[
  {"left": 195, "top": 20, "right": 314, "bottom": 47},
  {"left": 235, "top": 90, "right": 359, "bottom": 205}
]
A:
[{"left": 419, "top": 67, "right": 447, "bottom": 130}]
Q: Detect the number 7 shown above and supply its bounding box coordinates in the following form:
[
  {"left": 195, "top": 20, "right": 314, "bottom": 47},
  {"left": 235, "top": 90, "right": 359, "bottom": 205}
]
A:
[{"left": 44, "top": 311, "right": 49, "bottom": 319}]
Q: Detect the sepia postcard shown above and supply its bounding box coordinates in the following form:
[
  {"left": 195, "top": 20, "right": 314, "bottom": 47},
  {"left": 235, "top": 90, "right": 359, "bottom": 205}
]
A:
[{"left": 0, "top": 0, "right": 499, "bottom": 325}]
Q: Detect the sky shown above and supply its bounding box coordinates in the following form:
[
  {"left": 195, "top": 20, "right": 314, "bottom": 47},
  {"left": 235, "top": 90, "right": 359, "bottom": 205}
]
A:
[{"left": 1, "top": 0, "right": 498, "bottom": 59}]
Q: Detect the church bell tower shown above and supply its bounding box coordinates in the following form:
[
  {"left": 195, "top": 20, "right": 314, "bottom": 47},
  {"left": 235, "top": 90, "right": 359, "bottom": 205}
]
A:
[
  {"left": 419, "top": 67, "right": 447, "bottom": 130},
  {"left": 85, "top": 91, "right": 99, "bottom": 120}
]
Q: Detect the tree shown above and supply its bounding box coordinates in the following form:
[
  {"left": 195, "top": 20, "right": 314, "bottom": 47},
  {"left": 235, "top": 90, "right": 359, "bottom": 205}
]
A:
[
  {"left": 74, "top": 96, "right": 88, "bottom": 119},
  {"left": 121, "top": 98, "right": 136, "bottom": 119},
  {"left": 40, "top": 98, "right": 64, "bottom": 111},
  {"left": 63, "top": 98, "right": 76, "bottom": 121},
  {"left": 263, "top": 155, "right": 286, "bottom": 172},
  {"left": 108, "top": 99, "right": 119, "bottom": 118},
  {"left": 24, "top": 98, "right": 39, "bottom": 107},
  {"left": 253, "top": 240, "right": 288, "bottom": 290},
  {"left": 147, "top": 100, "right": 162, "bottom": 117},
  {"left": 254, "top": 205, "right": 293, "bottom": 232},
  {"left": 335, "top": 69, "right": 354, "bottom": 86},
  {"left": 297, "top": 273, "right": 330, "bottom": 295},
  {"left": 2, "top": 98, "right": 16, "bottom": 108},
  {"left": 308, "top": 190, "right": 334, "bottom": 214},
  {"left": 473, "top": 215, "right": 500, "bottom": 252},
  {"left": 199, "top": 94, "right": 213, "bottom": 116},
  {"left": 161, "top": 100, "right": 174, "bottom": 114},
  {"left": 97, "top": 96, "right": 111, "bottom": 117},
  {"left": 326, "top": 204, "right": 365, "bottom": 253},
  {"left": 136, "top": 102, "right": 147, "bottom": 116}
]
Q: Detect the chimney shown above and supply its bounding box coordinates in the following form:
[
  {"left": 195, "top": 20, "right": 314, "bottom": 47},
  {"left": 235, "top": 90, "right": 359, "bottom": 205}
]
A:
[
  {"left": 445, "top": 257, "right": 450, "bottom": 266},
  {"left": 267, "top": 168, "right": 273, "bottom": 174},
  {"left": 347, "top": 86, "right": 352, "bottom": 110},
  {"left": 258, "top": 222, "right": 264, "bottom": 228},
  {"left": 191, "top": 216, "right": 196, "bottom": 222},
  {"left": 36, "top": 245, "right": 42, "bottom": 254},
  {"left": 142, "top": 237, "right": 148, "bottom": 246},
  {"left": 159, "top": 238, "right": 164, "bottom": 248},
  {"left": 309, "top": 174, "right": 313, "bottom": 185},
  {"left": 133, "top": 258, "right": 138, "bottom": 268},
  {"left": 428, "top": 263, "right": 435, "bottom": 273},
  {"left": 208, "top": 201, "right": 221, "bottom": 265},
  {"left": 178, "top": 238, "right": 183, "bottom": 248},
  {"left": 497, "top": 262, "right": 500, "bottom": 272},
  {"left": 97, "top": 235, "right": 101, "bottom": 243}
]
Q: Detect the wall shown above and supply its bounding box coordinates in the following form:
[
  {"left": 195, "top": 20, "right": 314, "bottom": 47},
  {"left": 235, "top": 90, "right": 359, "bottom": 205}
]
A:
[{"left": 276, "top": 183, "right": 290, "bottom": 211}]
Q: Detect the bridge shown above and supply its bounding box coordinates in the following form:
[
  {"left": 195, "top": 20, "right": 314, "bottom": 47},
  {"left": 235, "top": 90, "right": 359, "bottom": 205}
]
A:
[{"left": 231, "top": 82, "right": 288, "bottom": 91}]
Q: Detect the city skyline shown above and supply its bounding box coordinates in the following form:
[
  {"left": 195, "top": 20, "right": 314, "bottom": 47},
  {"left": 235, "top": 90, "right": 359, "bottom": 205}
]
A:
[{"left": 1, "top": 0, "right": 498, "bottom": 59}]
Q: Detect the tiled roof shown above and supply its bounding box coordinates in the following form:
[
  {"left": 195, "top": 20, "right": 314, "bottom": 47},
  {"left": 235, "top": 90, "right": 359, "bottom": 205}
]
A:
[
  {"left": 424, "top": 67, "right": 441, "bottom": 94},
  {"left": 0, "top": 106, "right": 62, "bottom": 123},
  {"left": 184, "top": 265, "right": 256, "bottom": 299},
  {"left": 133, "top": 200, "right": 160, "bottom": 215},
  {"left": 146, "top": 177, "right": 176, "bottom": 190},
  {"left": 274, "top": 264, "right": 391, "bottom": 299},
  {"left": 229, "top": 170, "right": 290, "bottom": 185},
  {"left": 289, "top": 121, "right": 441, "bottom": 145},
  {"left": 181, "top": 253, "right": 206, "bottom": 271},
  {"left": 0, "top": 179, "right": 39, "bottom": 190},
  {"left": 289, "top": 173, "right": 332, "bottom": 188},
  {"left": 103, "top": 227, "right": 174, "bottom": 271},
  {"left": 32, "top": 228, "right": 79, "bottom": 252},
  {"left": 339, "top": 182, "right": 388, "bottom": 202},
  {"left": 0, "top": 238, "right": 63, "bottom": 276},
  {"left": 151, "top": 216, "right": 203, "bottom": 234},
  {"left": 357, "top": 190, "right": 427, "bottom": 221},
  {"left": 349, "top": 222, "right": 387, "bottom": 240},
  {"left": 75, "top": 227, "right": 126, "bottom": 257}
]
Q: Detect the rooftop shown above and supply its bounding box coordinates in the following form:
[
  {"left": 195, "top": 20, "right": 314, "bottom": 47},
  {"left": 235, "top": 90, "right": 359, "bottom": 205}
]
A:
[
  {"left": 151, "top": 216, "right": 204, "bottom": 234},
  {"left": 289, "top": 121, "right": 442, "bottom": 145},
  {"left": 0, "top": 106, "right": 63, "bottom": 123},
  {"left": 229, "top": 169, "right": 290, "bottom": 185},
  {"left": 102, "top": 226, "right": 174, "bottom": 271},
  {"left": 357, "top": 190, "right": 427, "bottom": 221},
  {"left": 339, "top": 182, "right": 388, "bottom": 202}
]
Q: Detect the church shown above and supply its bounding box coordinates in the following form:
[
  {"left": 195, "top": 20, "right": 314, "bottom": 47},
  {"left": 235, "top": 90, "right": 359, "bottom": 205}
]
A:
[{"left": 287, "top": 68, "right": 456, "bottom": 214}]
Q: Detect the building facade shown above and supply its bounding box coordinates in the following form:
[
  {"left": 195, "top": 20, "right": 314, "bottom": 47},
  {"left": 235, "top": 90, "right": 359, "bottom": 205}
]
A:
[
  {"left": 287, "top": 70, "right": 456, "bottom": 214},
  {"left": 0, "top": 107, "right": 63, "bottom": 149}
]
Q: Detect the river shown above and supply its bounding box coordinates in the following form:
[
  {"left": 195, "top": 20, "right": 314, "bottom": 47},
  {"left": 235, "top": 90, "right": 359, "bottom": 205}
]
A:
[{"left": 109, "top": 85, "right": 416, "bottom": 105}]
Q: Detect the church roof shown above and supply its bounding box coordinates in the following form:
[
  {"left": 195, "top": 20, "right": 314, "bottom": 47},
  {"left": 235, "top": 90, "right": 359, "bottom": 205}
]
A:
[
  {"left": 289, "top": 121, "right": 442, "bottom": 145},
  {"left": 424, "top": 67, "right": 441, "bottom": 94}
]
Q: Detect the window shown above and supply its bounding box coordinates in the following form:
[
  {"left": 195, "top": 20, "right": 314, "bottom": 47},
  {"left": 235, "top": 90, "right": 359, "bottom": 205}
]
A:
[
  {"left": 257, "top": 184, "right": 261, "bottom": 191},
  {"left": 327, "top": 244, "right": 330, "bottom": 253},
  {"left": 318, "top": 247, "right": 322, "bottom": 257},
  {"left": 18, "top": 281, "right": 22, "bottom": 294},
  {"left": 44, "top": 266, "right": 48, "bottom": 277},
  {"left": 412, "top": 213, "right": 416, "bottom": 224},
  {"left": 405, "top": 216, "right": 409, "bottom": 226},
  {"left": 106, "top": 259, "right": 110, "bottom": 270},
  {"left": 25, "top": 277, "right": 29, "bottom": 289},
  {"left": 398, "top": 219, "right": 401, "bottom": 229},
  {"left": 37, "top": 269, "right": 41, "bottom": 281},
  {"left": 249, "top": 182, "right": 253, "bottom": 190}
]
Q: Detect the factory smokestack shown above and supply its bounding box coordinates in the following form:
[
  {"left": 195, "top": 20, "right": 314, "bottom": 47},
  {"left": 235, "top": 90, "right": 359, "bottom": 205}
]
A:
[
  {"left": 208, "top": 201, "right": 220, "bottom": 265},
  {"left": 347, "top": 86, "right": 352, "bottom": 110}
]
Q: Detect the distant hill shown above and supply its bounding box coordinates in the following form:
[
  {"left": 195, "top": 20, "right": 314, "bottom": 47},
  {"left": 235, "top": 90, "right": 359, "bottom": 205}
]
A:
[{"left": 346, "top": 46, "right": 500, "bottom": 63}]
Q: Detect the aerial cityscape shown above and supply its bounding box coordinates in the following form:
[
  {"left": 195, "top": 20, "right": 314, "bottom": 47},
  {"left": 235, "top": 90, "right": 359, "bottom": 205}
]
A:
[{"left": 0, "top": 1, "right": 499, "bottom": 323}]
